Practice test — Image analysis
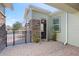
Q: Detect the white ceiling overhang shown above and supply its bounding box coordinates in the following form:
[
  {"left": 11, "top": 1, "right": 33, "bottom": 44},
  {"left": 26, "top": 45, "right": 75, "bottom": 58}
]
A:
[
  {"left": 46, "top": 3, "right": 79, "bottom": 13},
  {"left": 3, "top": 3, "right": 13, "bottom": 9}
]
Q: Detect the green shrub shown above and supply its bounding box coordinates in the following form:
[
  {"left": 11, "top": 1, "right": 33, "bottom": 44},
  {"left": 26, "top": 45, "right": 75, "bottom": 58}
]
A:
[
  {"left": 33, "top": 34, "right": 40, "bottom": 43},
  {"left": 33, "top": 38, "right": 40, "bottom": 43}
]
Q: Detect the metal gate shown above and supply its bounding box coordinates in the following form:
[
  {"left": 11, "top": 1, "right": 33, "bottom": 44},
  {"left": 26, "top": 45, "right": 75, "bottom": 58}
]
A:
[
  {"left": 6, "top": 19, "right": 42, "bottom": 46},
  {"left": 7, "top": 30, "right": 32, "bottom": 46}
]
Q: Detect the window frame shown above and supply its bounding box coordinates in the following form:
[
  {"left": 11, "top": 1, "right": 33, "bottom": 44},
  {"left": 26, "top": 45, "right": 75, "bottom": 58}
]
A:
[{"left": 53, "top": 16, "right": 61, "bottom": 33}]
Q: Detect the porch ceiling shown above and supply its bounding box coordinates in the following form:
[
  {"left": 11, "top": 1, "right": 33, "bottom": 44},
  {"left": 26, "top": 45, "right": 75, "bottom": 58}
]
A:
[
  {"left": 3, "top": 3, "right": 13, "bottom": 9},
  {"left": 31, "top": 6, "right": 51, "bottom": 15},
  {"left": 67, "top": 3, "right": 79, "bottom": 11},
  {"left": 46, "top": 3, "right": 79, "bottom": 13}
]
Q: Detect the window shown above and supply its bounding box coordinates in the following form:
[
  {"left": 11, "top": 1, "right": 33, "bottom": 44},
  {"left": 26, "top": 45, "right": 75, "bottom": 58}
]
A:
[{"left": 53, "top": 17, "right": 60, "bottom": 32}]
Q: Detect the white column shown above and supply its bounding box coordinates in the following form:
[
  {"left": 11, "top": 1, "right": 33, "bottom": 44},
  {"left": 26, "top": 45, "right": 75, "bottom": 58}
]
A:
[
  {"left": 46, "top": 16, "right": 48, "bottom": 41},
  {"left": 64, "top": 12, "right": 68, "bottom": 45}
]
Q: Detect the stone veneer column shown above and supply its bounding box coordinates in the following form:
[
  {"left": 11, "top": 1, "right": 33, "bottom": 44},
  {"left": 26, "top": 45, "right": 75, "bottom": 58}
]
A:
[{"left": 0, "top": 12, "right": 7, "bottom": 52}]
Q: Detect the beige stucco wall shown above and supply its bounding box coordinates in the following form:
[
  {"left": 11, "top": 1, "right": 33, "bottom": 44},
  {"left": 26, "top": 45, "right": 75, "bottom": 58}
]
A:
[
  {"left": 32, "top": 11, "right": 49, "bottom": 20},
  {"left": 48, "top": 12, "right": 79, "bottom": 47},
  {"left": 47, "top": 16, "right": 53, "bottom": 40},
  {"left": 52, "top": 12, "right": 79, "bottom": 47},
  {"left": 68, "top": 12, "right": 79, "bottom": 47},
  {"left": 50, "top": 12, "right": 66, "bottom": 43}
]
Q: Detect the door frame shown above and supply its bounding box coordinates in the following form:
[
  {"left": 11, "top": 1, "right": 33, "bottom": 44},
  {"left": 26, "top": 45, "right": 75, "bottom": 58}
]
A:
[{"left": 40, "top": 17, "right": 48, "bottom": 41}]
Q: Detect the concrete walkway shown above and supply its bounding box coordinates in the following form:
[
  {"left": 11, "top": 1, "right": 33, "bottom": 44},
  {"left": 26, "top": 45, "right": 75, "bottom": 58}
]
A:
[{"left": 0, "top": 41, "right": 79, "bottom": 56}]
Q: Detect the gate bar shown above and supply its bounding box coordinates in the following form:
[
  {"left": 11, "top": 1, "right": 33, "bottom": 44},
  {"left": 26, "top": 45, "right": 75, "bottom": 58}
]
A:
[
  {"left": 13, "top": 31, "right": 15, "bottom": 45},
  {"left": 6, "top": 31, "right": 7, "bottom": 47},
  {"left": 25, "top": 31, "right": 27, "bottom": 43}
]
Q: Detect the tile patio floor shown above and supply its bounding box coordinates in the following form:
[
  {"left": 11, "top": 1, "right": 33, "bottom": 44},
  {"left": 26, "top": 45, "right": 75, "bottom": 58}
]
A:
[{"left": 0, "top": 41, "right": 79, "bottom": 56}]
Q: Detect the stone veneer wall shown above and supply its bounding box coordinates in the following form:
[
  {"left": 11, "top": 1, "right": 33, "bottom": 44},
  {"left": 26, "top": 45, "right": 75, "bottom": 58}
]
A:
[
  {"left": 0, "top": 24, "right": 7, "bottom": 52},
  {"left": 31, "top": 19, "right": 41, "bottom": 42},
  {"left": 0, "top": 4, "right": 7, "bottom": 52}
]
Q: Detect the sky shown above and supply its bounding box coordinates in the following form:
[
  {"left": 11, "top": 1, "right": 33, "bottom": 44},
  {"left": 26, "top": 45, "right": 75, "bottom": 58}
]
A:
[
  {"left": 5, "top": 3, "right": 29, "bottom": 27},
  {"left": 5, "top": 3, "right": 60, "bottom": 27}
]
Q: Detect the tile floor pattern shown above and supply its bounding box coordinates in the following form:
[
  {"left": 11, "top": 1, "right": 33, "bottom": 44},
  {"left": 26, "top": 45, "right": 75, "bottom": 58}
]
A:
[{"left": 0, "top": 41, "right": 79, "bottom": 56}]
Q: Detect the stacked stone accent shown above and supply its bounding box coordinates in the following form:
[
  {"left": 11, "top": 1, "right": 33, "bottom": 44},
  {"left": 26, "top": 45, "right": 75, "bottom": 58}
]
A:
[
  {"left": 0, "top": 4, "right": 7, "bottom": 52},
  {"left": 0, "top": 24, "right": 7, "bottom": 52}
]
